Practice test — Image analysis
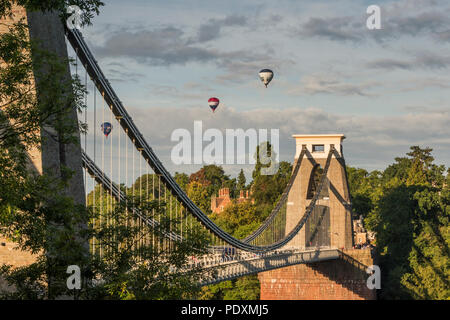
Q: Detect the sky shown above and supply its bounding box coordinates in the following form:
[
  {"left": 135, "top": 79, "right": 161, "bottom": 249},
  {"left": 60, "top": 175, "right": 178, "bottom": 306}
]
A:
[{"left": 74, "top": 0, "right": 450, "bottom": 182}]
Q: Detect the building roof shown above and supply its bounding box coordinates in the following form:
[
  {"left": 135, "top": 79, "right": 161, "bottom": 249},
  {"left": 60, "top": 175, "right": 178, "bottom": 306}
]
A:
[{"left": 292, "top": 134, "right": 346, "bottom": 140}]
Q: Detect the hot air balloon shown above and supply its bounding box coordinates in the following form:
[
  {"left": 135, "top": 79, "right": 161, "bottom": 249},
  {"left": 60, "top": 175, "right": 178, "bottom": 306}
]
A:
[
  {"left": 101, "top": 122, "right": 113, "bottom": 138},
  {"left": 208, "top": 97, "right": 220, "bottom": 112},
  {"left": 259, "top": 69, "right": 274, "bottom": 88}
]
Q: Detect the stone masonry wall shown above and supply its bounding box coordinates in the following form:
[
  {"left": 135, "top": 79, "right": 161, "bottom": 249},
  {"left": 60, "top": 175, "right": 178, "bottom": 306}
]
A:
[
  {"left": 0, "top": 237, "right": 36, "bottom": 268},
  {"left": 259, "top": 249, "right": 376, "bottom": 300},
  {"left": 0, "top": 236, "right": 37, "bottom": 291}
]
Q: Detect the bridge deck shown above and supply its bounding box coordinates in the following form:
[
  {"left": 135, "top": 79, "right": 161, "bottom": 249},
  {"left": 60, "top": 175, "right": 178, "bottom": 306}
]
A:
[{"left": 197, "top": 248, "right": 340, "bottom": 286}]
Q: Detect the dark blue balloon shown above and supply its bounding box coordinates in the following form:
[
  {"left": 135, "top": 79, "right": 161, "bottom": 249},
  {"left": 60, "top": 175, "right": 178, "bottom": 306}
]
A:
[{"left": 101, "top": 122, "right": 113, "bottom": 137}]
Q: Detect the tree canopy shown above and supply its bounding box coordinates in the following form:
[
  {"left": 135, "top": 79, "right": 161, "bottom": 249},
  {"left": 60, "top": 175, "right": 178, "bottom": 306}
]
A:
[{"left": 353, "top": 146, "right": 449, "bottom": 299}]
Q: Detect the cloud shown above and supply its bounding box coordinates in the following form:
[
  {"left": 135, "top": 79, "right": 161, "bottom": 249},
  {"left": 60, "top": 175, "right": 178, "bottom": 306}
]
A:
[
  {"left": 106, "top": 68, "right": 145, "bottom": 83},
  {"left": 414, "top": 52, "right": 450, "bottom": 69},
  {"left": 193, "top": 15, "right": 248, "bottom": 43},
  {"left": 367, "top": 52, "right": 450, "bottom": 71},
  {"left": 105, "top": 105, "right": 450, "bottom": 175},
  {"left": 92, "top": 26, "right": 219, "bottom": 65},
  {"left": 383, "top": 11, "right": 449, "bottom": 38},
  {"left": 398, "top": 78, "right": 450, "bottom": 91},
  {"left": 366, "top": 59, "right": 412, "bottom": 70},
  {"left": 401, "top": 105, "right": 450, "bottom": 113},
  {"left": 437, "top": 30, "right": 450, "bottom": 41},
  {"left": 296, "top": 2, "right": 450, "bottom": 44},
  {"left": 79, "top": 0, "right": 450, "bottom": 181},
  {"left": 148, "top": 84, "right": 207, "bottom": 101},
  {"left": 298, "top": 17, "right": 362, "bottom": 42},
  {"left": 287, "top": 74, "right": 378, "bottom": 96},
  {"left": 91, "top": 24, "right": 278, "bottom": 75}
]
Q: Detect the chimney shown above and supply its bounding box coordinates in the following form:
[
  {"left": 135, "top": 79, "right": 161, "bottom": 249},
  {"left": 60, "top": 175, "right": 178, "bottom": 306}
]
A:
[
  {"left": 211, "top": 196, "right": 216, "bottom": 212},
  {"left": 240, "top": 190, "right": 244, "bottom": 198}
]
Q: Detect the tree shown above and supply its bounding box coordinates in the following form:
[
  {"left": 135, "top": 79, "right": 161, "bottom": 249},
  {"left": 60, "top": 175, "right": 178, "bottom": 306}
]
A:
[
  {"left": 186, "top": 181, "right": 210, "bottom": 214},
  {"left": 237, "top": 169, "right": 246, "bottom": 191},
  {"left": 405, "top": 146, "right": 446, "bottom": 187},
  {"left": 364, "top": 146, "right": 449, "bottom": 299},
  {"left": 83, "top": 195, "right": 211, "bottom": 300},
  {"left": 174, "top": 172, "right": 189, "bottom": 192},
  {"left": 211, "top": 202, "right": 263, "bottom": 239},
  {"left": 346, "top": 167, "right": 381, "bottom": 218},
  {"left": 189, "top": 165, "right": 234, "bottom": 198},
  {"left": 251, "top": 159, "right": 292, "bottom": 211},
  {"left": 252, "top": 141, "right": 273, "bottom": 181},
  {"left": 400, "top": 186, "right": 449, "bottom": 299},
  {"left": 199, "top": 276, "right": 260, "bottom": 300},
  {"left": 222, "top": 276, "right": 260, "bottom": 300},
  {"left": 0, "top": 1, "right": 104, "bottom": 26}
]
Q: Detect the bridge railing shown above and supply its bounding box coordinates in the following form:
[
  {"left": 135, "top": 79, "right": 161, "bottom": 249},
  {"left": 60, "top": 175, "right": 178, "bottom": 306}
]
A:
[{"left": 198, "top": 248, "right": 340, "bottom": 286}]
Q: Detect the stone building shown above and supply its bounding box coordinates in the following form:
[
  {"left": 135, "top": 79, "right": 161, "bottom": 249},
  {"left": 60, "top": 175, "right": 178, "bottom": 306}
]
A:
[
  {"left": 211, "top": 188, "right": 253, "bottom": 214},
  {"left": 353, "top": 215, "right": 375, "bottom": 247}
]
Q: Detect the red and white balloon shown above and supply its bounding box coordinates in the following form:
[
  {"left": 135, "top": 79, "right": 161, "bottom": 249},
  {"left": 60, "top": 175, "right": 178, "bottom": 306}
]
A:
[{"left": 208, "top": 97, "right": 220, "bottom": 112}]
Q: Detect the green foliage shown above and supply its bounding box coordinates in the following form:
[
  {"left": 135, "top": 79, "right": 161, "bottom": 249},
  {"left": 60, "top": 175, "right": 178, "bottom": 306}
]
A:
[
  {"left": 251, "top": 160, "right": 292, "bottom": 207},
  {"left": 0, "top": 174, "right": 94, "bottom": 299},
  {"left": 186, "top": 181, "right": 210, "bottom": 214},
  {"left": 352, "top": 146, "right": 449, "bottom": 300},
  {"left": 346, "top": 167, "right": 382, "bottom": 218},
  {"left": 174, "top": 172, "right": 189, "bottom": 192},
  {"left": 0, "top": 22, "right": 86, "bottom": 148},
  {"left": 237, "top": 169, "right": 246, "bottom": 191},
  {"left": 211, "top": 202, "right": 264, "bottom": 239},
  {"left": 400, "top": 188, "right": 449, "bottom": 299},
  {"left": 189, "top": 164, "right": 236, "bottom": 198},
  {"left": 83, "top": 197, "right": 211, "bottom": 300},
  {"left": 0, "top": 179, "right": 212, "bottom": 299},
  {"left": 199, "top": 280, "right": 233, "bottom": 300},
  {"left": 0, "top": 0, "right": 104, "bottom": 26},
  {"left": 199, "top": 275, "right": 260, "bottom": 300},
  {"left": 223, "top": 276, "right": 260, "bottom": 300}
]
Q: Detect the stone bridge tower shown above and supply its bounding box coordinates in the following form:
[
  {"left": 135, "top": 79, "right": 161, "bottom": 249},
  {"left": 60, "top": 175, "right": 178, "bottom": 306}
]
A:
[
  {"left": 285, "top": 134, "right": 353, "bottom": 249},
  {"left": 0, "top": 6, "right": 85, "bottom": 277},
  {"left": 259, "top": 134, "right": 376, "bottom": 300}
]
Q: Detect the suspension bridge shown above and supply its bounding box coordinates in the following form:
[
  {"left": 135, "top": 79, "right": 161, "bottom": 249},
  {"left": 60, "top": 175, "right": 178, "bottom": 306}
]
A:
[
  {"left": 1, "top": 7, "right": 376, "bottom": 299},
  {"left": 66, "top": 27, "right": 352, "bottom": 285}
]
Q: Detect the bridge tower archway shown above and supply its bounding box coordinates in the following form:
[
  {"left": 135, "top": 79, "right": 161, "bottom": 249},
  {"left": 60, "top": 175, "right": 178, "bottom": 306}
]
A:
[{"left": 285, "top": 134, "right": 353, "bottom": 250}]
